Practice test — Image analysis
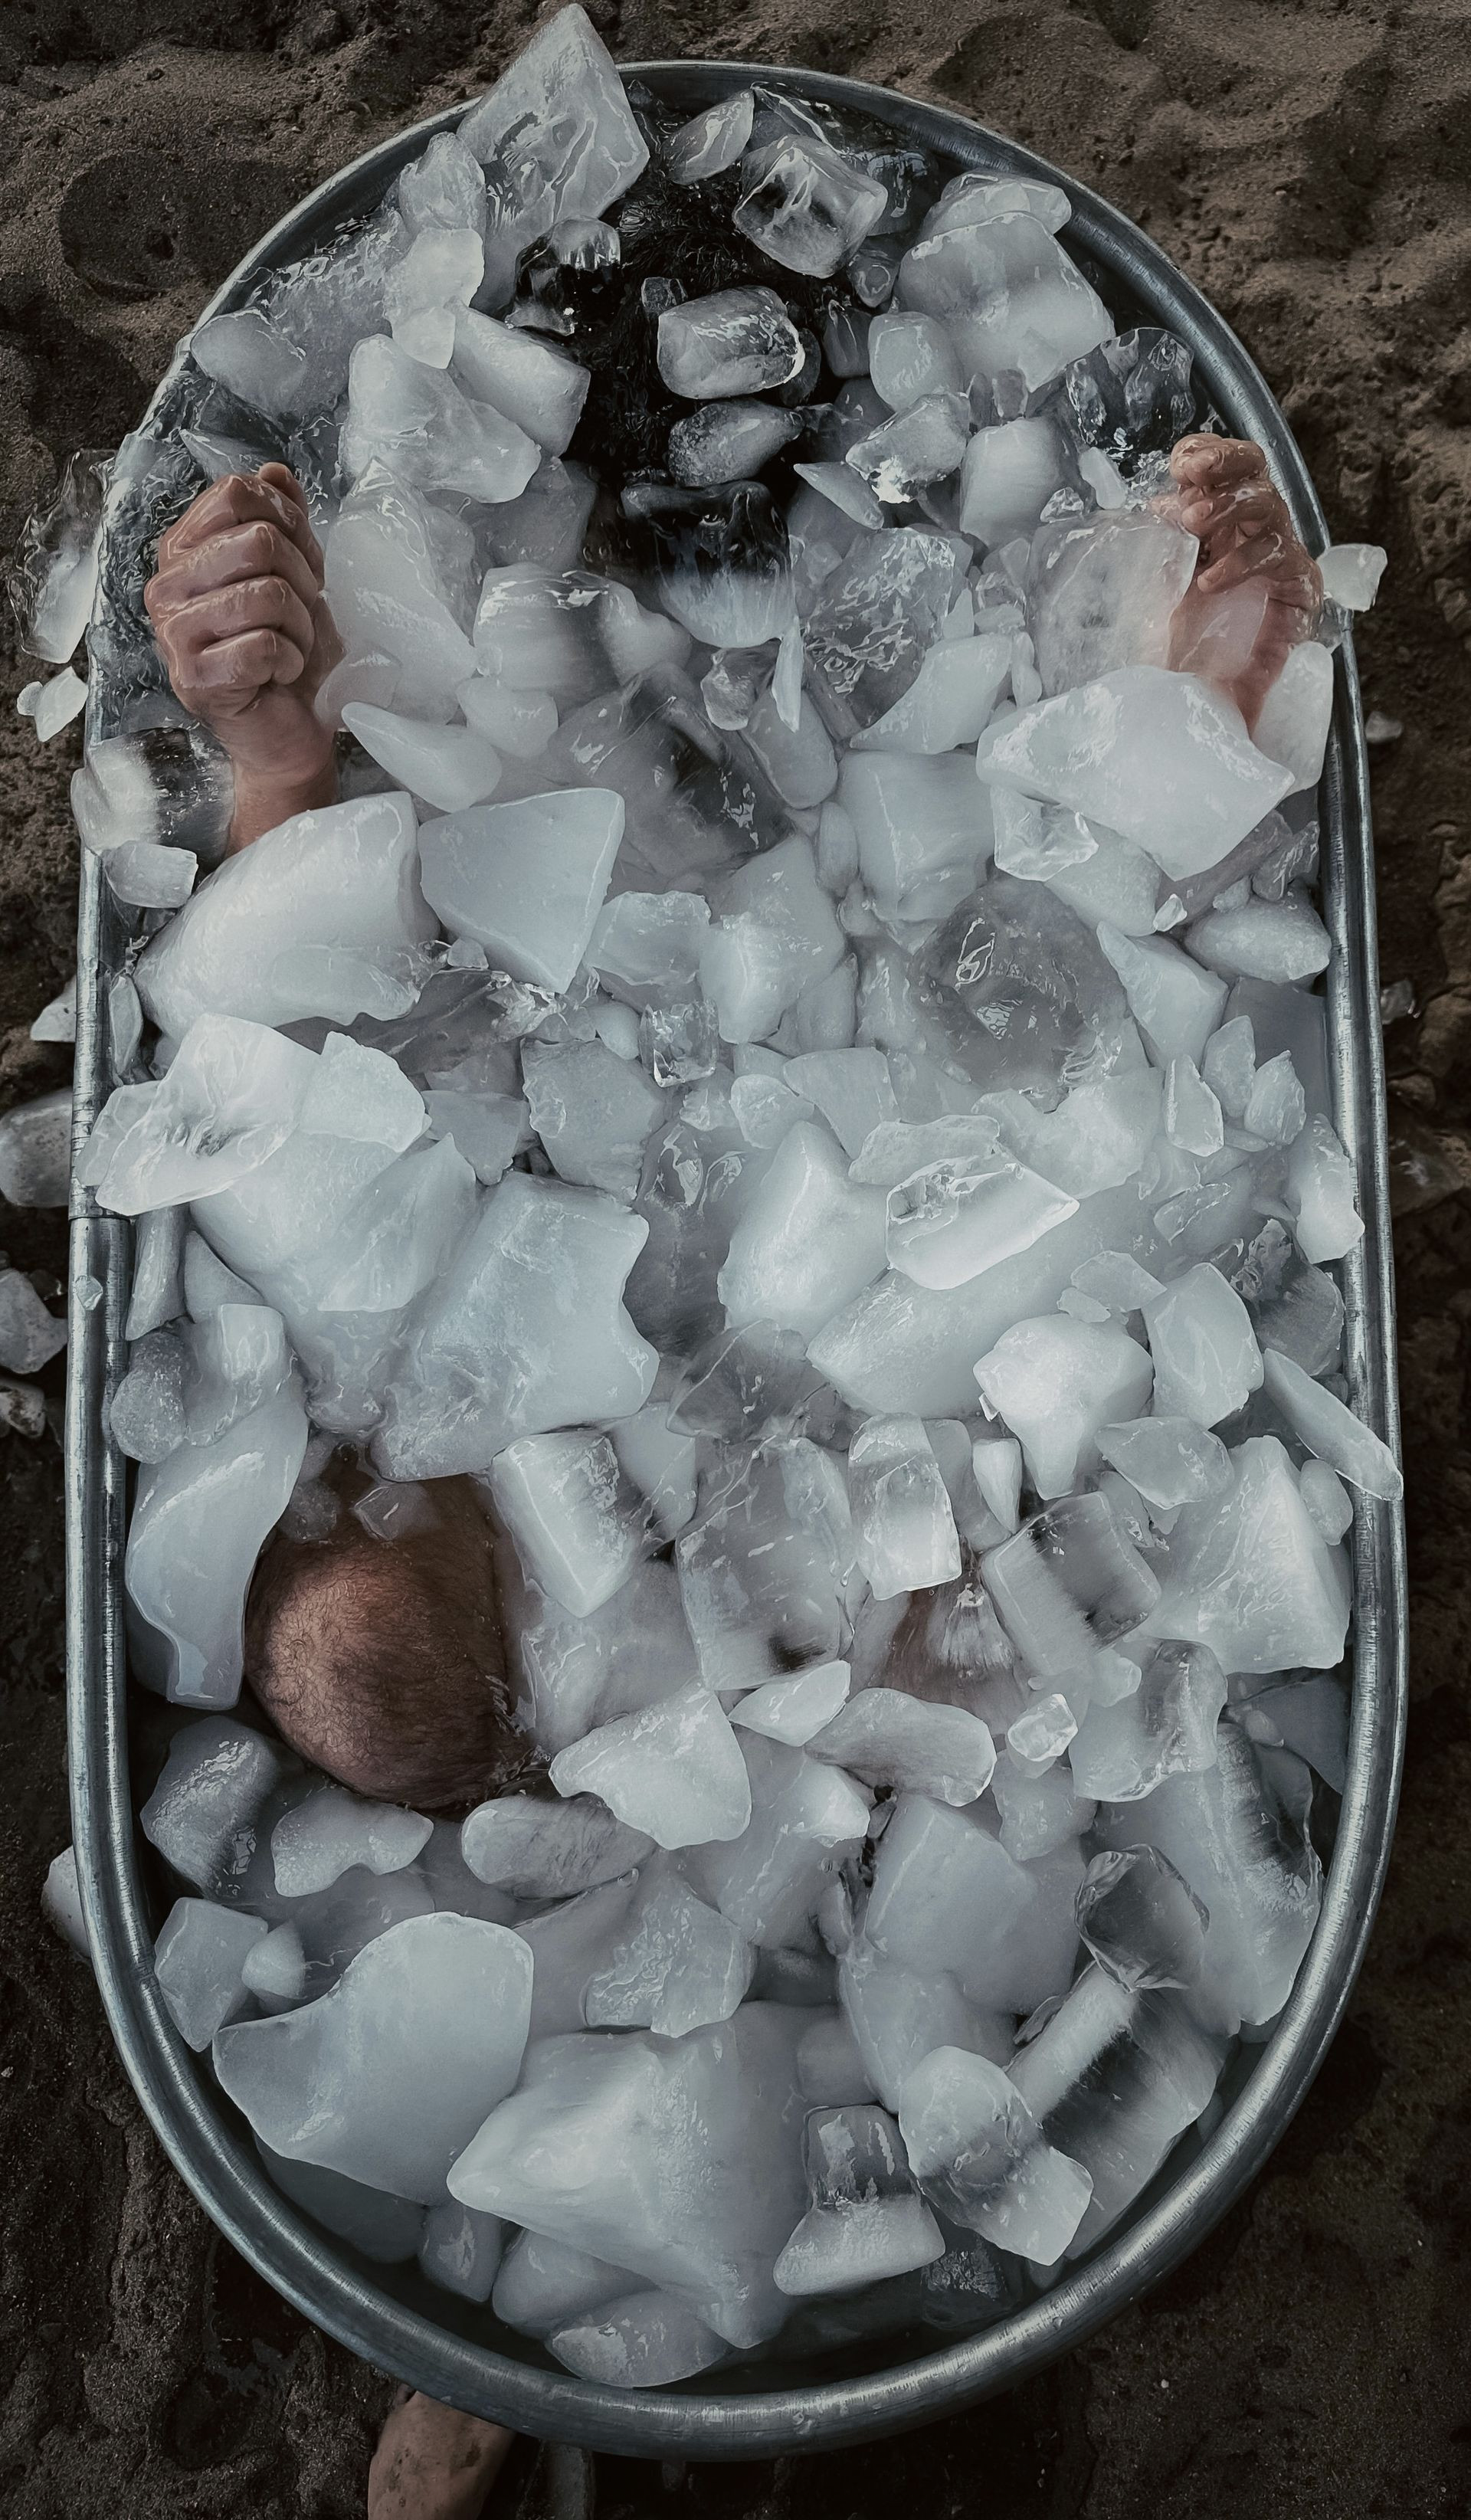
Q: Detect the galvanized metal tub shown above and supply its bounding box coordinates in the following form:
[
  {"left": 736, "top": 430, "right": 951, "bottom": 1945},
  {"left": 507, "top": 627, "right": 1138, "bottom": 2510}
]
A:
[{"left": 64, "top": 59, "right": 1409, "bottom": 2461}]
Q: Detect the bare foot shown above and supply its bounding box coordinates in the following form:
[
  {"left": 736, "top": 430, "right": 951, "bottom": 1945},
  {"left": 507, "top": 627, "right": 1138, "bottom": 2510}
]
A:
[
  {"left": 1164, "top": 434, "right": 1322, "bottom": 733},
  {"left": 144, "top": 461, "right": 341, "bottom": 850},
  {"left": 367, "top": 2389, "right": 516, "bottom": 2520}
]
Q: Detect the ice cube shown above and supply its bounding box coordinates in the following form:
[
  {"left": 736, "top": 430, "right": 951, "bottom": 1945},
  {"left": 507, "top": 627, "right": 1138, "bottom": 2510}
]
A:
[
  {"left": 11, "top": 444, "right": 106, "bottom": 664},
  {"left": 848, "top": 634, "right": 1013, "bottom": 755},
  {"left": 804, "top": 524, "right": 960, "bottom": 722},
  {"left": 18, "top": 664, "right": 88, "bottom": 741},
  {"left": 731, "top": 1660, "right": 852, "bottom": 1746},
  {"left": 982, "top": 1492, "right": 1161, "bottom": 1676},
  {"left": 886, "top": 1156, "right": 1079, "bottom": 1292},
  {"left": 690, "top": 1733, "right": 870, "bottom": 1948},
  {"left": 418, "top": 788, "right": 624, "bottom": 991},
  {"left": 1095, "top": 1415, "right": 1230, "bottom": 1509},
  {"left": 958, "top": 418, "right": 1068, "bottom": 546},
  {"left": 486, "top": 1427, "right": 646, "bottom": 1614},
  {"left": 837, "top": 751, "right": 993, "bottom": 921},
  {"left": 216, "top": 1913, "right": 532, "bottom": 2204},
  {"left": 1007, "top": 1964, "right": 1224, "bottom": 2248},
  {"left": 450, "top": 2006, "right": 809, "bottom": 2348},
  {"left": 845, "top": 392, "right": 970, "bottom": 504},
  {"left": 583, "top": 1867, "right": 754, "bottom": 2037},
  {"left": 1283, "top": 1113, "right": 1363, "bottom": 1263},
  {"left": 1075, "top": 1845, "right": 1208, "bottom": 1992},
  {"left": 126, "top": 1392, "right": 308, "bottom": 1706},
  {"left": 1319, "top": 542, "right": 1387, "bottom": 610},
  {"left": 699, "top": 834, "right": 845, "bottom": 1042},
  {"left": 1068, "top": 1637, "right": 1227, "bottom": 1800},
  {"left": 422, "top": 1086, "right": 526, "bottom": 1185},
  {"left": 975, "top": 1314, "right": 1152, "bottom": 1499},
  {"left": 898, "top": 2046, "right": 1093, "bottom": 2265},
  {"left": 1162, "top": 1054, "right": 1224, "bottom": 1158},
  {"left": 459, "top": 7, "right": 649, "bottom": 222},
  {"left": 848, "top": 1415, "right": 962, "bottom": 1598},
  {"left": 461, "top": 1791, "right": 651, "bottom": 1898},
  {"left": 1154, "top": 1434, "right": 1350, "bottom": 1672},
  {"left": 136, "top": 794, "right": 434, "bottom": 1040},
  {"left": 41, "top": 1846, "right": 90, "bottom": 1958},
  {"left": 0, "top": 1270, "right": 66, "bottom": 1375},
  {"left": 153, "top": 1897, "right": 267, "bottom": 2049},
  {"left": 589, "top": 891, "right": 711, "bottom": 1008},
  {"left": 657, "top": 288, "right": 807, "bottom": 398},
  {"left": 385, "top": 226, "right": 484, "bottom": 365},
  {"left": 1097, "top": 1719, "right": 1321, "bottom": 2031},
  {"left": 808, "top": 1686, "right": 994, "bottom": 1804},
  {"left": 1187, "top": 894, "right": 1331, "bottom": 985},
  {"left": 343, "top": 336, "right": 541, "bottom": 501},
  {"left": 399, "top": 129, "right": 489, "bottom": 238},
  {"left": 792, "top": 460, "right": 886, "bottom": 529},
  {"left": 1253, "top": 641, "right": 1334, "bottom": 793},
  {"left": 1141, "top": 1263, "right": 1263, "bottom": 1426},
  {"left": 1260, "top": 1347, "right": 1402, "bottom": 1499},
  {"left": 897, "top": 212, "right": 1112, "bottom": 392},
  {"left": 991, "top": 1754, "right": 1094, "bottom": 1863},
  {"left": 270, "top": 1785, "right": 433, "bottom": 1899},
  {"left": 1241, "top": 1049, "right": 1307, "bottom": 1146},
  {"left": 668, "top": 399, "right": 802, "bottom": 488},
  {"left": 0, "top": 1086, "right": 72, "bottom": 1208},
  {"left": 523, "top": 1040, "right": 668, "bottom": 1201},
  {"left": 419, "top": 2200, "right": 506, "bottom": 2303},
  {"left": 28, "top": 973, "right": 77, "bottom": 1044},
  {"left": 139, "top": 1715, "right": 295, "bottom": 1899},
  {"left": 837, "top": 1938, "right": 1011, "bottom": 2112},
  {"left": 493, "top": 2228, "right": 633, "bottom": 2338},
  {"left": 850, "top": 1115, "right": 1003, "bottom": 1190},
  {"left": 667, "top": 91, "right": 755, "bottom": 185},
  {"left": 735, "top": 134, "right": 888, "bottom": 279},
  {"left": 1095, "top": 924, "right": 1228, "bottom": 1068},
  {"left": 376, "top": 1174, "right": 657, "bottom": 1480},
  {"left": 450, "top": 309, "right": 589, "bottom": 451},
  {"left": 773, "top": 2104, "right": 944, "bottom": 2297},
  {"left": 649, "top": 481, "right": 795, "bottom": 652},
  {"left": 863, "top": 1792, "right": 1070, "bottom": 2014},
  {"left": 550, "top": 2289, "right": 729, "bottom": 2386},
  {"left": 919, "top": 872, "right": 1127, "bottom": 1095},
  {"left": 242, "top": 1923, "right": 310, "bottom": 2009},
  {"left": 342, "top": 703, "right": 501, "bottom": 812},
  {"left": 719, "top": 1122, "right": 887, "bottom": 1341},
  {"left": 867, "top": 310, "right": 964, "bottom": 410},
  {"left": 975, "top": 670, "right": 1294, "bottom": 881},
  {"left": 549, "top": 1681, "right": 752, "bottom": 1850},
  {"left": 1006, "top": 1692, "right": 1079, "bottom": 1775},
  {"left": 1026, "top": 510, "right": 1197, "bottom": 694}
]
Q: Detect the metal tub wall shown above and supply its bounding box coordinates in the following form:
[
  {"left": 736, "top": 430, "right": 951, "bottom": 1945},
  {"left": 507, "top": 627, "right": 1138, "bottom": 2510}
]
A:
[{"left": 64, "top": 61, "right": 1409, "bottom": 2461}]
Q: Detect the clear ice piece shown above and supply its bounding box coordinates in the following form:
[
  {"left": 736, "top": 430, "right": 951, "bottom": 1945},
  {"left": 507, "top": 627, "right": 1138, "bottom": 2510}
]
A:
[
  {"left": 699, "top": 834, "right": 844, "bottom": 1042},
  {"left": 845, "top": 392, "right": 970, "bottom": 503},
  {"left": 154, "top": 1896, "right": 267, "bottom": 2049},
  {"left": 848, "top": 634, "right": 1012, "bottom": 755},
  {"left": 342, "top": 703, "right": 501, "bottom": 813},
  {"left": 668, "top": 399, "right": 801, "bottom": 488},
  {"left": 1095, "top": 924, "right": 1228, "bottom": 1069},
  {"left": 848, "top": 1415, "right": 962, "bottom": 1598},
  {"left": 523, "top": 1039, "right": 667, "bottom": 1203},
  {"left": 548, "top": 1681, "right": 752, "bottom": 1850},
  {"left": 461, "top": 1791, "right": 650, "bottom": 1898},
  {"left": 735, "top": 135, "right": 888, "bottom": 279},
  {"left": 836, "top": 752, "right": 993, "bottom": 922},
  {"left": 418, "top": 788, "right": 622, "bottom": 991},
  {"left": 863, "top": 1793, "right": 1073, "bottom": 2016},
  {"left": 486, "top": 1427, "right": 646, "bottom": 1614},
  {"left": 975, "top": 669, "right": 1294, "bottom": 882},
  {"left": 1068, "top": 1638, "right": 1228, "bottom": 1801},
  {"left": 343, "top": 335, "right": 541, "bottom": 502},
  {"left": 959, "top": 417, "right": 1069, "bottom": 546},
  {"left": 139, "top": 1714, "right": 294, "bottom": 1899},
  {"left": 898, "top": 2046, "right": 1093, "bottom": 2265},
  {"left": 657, "top": 288, "right": 806, "bottom": 398},
  {"left": 1283, "top": 1114, "right": 1363, "bottom": 1263},
  {"left": 1026, "top": 510, "right": 1197, "bottom": 695},
  {"left": 493, "top": 2229, "right": 633, "bottom": 2338},
  {"left": 0, "top": 1087, "right": 74, "bottom": 1208},
  {"left": 772, "top": 2103, "right": 943, "bottom": 2298},
  {"left": 458, "top": 6, "right": 650, "bottom": 222},
  {"left": 419, "top": 2200, "right": 506, "bottom": 2303},
  {"left": 690, "top": 1732, "right": 870, "bottom": 1948},
  {"left": 215, "top": 1914, "right": 533, "bottom": 2204},
  {"left": 450, "top": 309, "right": 590, "bottom": 452},
  {"left": 982, "top": 1492, "right": 1161, "bottom": 1677},
  {"left": 867, "top": 310, "right": 964, "bottom": 411},
  {"left": 897, "top": 211, "right": 1112, "bottom": 392},
  {"left": 448, "top": 2006, "right": 810, "bottom": 2348},
  {"left": 667, "top": 91, "right": 756, "bottom": 185},
  {"left": 807, "top": 1686, "right": 994, "bottom": 1804},
  {"left": 1074, "top": 1845, "right": 1209, "bottom": 1992},
  {"left": 0, "top": 1270, "right": 67, "bottom": 1374}
]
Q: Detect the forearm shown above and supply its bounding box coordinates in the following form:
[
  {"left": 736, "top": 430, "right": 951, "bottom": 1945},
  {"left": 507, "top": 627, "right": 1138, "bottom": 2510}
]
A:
[{"left": 228, "top": 742, "right": 340, "bottom": 852}]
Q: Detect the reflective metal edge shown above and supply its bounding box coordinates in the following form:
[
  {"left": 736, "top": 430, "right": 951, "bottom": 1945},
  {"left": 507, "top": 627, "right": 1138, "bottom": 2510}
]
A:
[{"left": 64, "top": 58, "right": 1409, "bottom": 2461}]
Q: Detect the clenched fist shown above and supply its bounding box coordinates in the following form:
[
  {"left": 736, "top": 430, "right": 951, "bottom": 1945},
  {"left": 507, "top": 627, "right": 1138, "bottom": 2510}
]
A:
[
  {"left": 145, "top": 463, "right": 341, "bottom": 850},
  {"left": 1165, "top": 434, "right": 1322, "bottom": 734}
]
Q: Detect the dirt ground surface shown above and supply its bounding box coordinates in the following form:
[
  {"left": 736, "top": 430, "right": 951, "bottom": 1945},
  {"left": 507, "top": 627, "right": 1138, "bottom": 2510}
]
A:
[{"left": 2, "top": 2, "right": 1469, "bottom": 2514}]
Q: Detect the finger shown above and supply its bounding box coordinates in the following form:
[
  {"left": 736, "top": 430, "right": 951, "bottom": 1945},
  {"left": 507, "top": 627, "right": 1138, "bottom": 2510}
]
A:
[
  {"left": 159, "top": 470, "right": 321, "bottom": 576},
  {"left": 186, "top": 627, "right": 310, "bottom": 701},
  {"left": 146, "top": 519, "right": 322, "bottom": 618},
  {"left": 1177, "top": 481, "right": 1289, "bottom": 542},
  {"left": 1197, "top": 533, "right": 1304, "bottom": 595},
  {"left": 156, "top": 574, "right": 318, "bottom": 668},
  {"left": 1171, "top": 435, "right": 1268, "bottom": 491}
]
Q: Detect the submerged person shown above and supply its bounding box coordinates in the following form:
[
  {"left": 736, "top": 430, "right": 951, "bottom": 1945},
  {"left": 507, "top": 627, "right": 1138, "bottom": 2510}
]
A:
[{"left": 142, "top": 432, "right": 1320, "bottom": 2518}]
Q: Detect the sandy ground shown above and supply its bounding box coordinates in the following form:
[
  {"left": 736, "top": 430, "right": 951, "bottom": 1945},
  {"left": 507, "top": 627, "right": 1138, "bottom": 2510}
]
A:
[{"left": 2, "top": 2, "right": 1470, "bottom": 2513}]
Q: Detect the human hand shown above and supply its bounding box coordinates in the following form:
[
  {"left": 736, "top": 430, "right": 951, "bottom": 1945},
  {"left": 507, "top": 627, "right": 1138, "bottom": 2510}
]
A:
[
  {"left": 1165, "top": 435, "right": 1322, "bottom": 734},
  {"left": 145, "top": 463, "right": 341, "bottom": 850}
]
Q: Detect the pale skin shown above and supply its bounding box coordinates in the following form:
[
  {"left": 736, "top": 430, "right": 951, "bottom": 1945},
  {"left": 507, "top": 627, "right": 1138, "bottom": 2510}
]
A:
[{"left": 142, "top": 429, "right": 1319, "bottom": 2515}]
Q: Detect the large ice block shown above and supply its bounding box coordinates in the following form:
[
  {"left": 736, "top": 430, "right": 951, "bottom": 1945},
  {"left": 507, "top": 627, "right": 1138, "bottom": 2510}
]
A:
[
  {"left": 460, "top": 9, "right": 650, "bottom": 221},
  {"left": 897, "top": 211, "right": 1113, "bottom": 392},
  {"left": 418, "top": 788, "right": 624, "bottom": 990}
]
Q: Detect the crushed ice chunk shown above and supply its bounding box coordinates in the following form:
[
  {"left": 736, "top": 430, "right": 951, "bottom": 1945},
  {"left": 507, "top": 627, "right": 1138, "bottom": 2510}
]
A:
[
  {"left": 0, "top": 1270, "right": 67, "bottom": 1375},
  {"left": 419, "top": 2200, "right": 506, "bottom": 2303},
  {"left": 1075, "top": 1845, "right": 1209, "bottom": 1992},
  {"left": 1253, "top": 642, "right": 1334, "bottom": 794},
  {"left": 139, "top": 1715, "right": 295, "bottom": 1899},
  {"left": 343, "top": 336, "right": 541, "bottom": 501},
  {"left": 975, "top": 1314, "right": 1152, "bottom": 1498},
  {"left": 18, "top": 664, "right": 87, "bottom": 741},
  {"left": 983, "top": 1491, "right": 1161, "bottom": 1677},
  {"left": 719, "top": 1121, "right": 887, "bottom": 1340},
  {"left": 735, "top": 133, "right": 888, "bottom": 279},
  {"left": 126, "top": 1391, "right": 307, "bottom": 1705},
  {"left": 1069, "top": 1639, "right": 1227, "bottom": 1800},
  {"left": 1142, "top": 1263, "right": 1263, "bottom": 1426},
  {"left": 451, "top": 309, "right": 589, "bottom": 452},
  {"left": 154, "top": 1897, "right": 267, "bottom": 2049},
  {"left": 550, "top": 2289, "right": 729, "bottom": 2385},
  {"left": 0, "top": 1087, "right": 72, "bottom": 1208},
  {"left": 1096, "top": 1414, "right": 1230, "bottom": 1509},
  {"left": 667, "top": 91, "right": 756, "bottom": 185},
  {"left": 897, "top": 212, "right": 1112, "bottom": 392},
  {"left": 657, "top": 288, "right": 806, "bottom": 399},
  {"left": 1154, "top": 1435, "right": 1350, "bottom": 1673},
  {"left": 485, "top": 1427, "right": 646, "bottom": 1614},
  {"left": 899, "top": 2046, "right": 1092, "bottom": 2265},
  {"left": 886, "top": 1156, "right": 1078, "bottom": 1291},
  {"left": 773, "top": 2103, "right": 944, "bottom": 2297},
  {"left": 1318, "top": 542, "right": 1387, "bottom": 611},
  {"left": 583, "top": 1866, "right": 754, "bottom": 2037},
  {"left": 846, "top": 393, "right": 970, "bottom": 504},
  {"left": 848, "top": 1415, "right": 962, "bottom": 1598},
  {"left": 731, "top": 1660, "right": 851, "bottom": 1746},
  {"left": 270, "top": 1785, "right": 432, "bottom": 1899},
  {"left": 808, "top": 1687, "right": 994, "bottom": 1804},
  {"left": 342, "top": 703, "right": 501, "bottom": 813},
  {"left": 459, "top": 6, "right": 649, "bottom": 221},
  {"left": 849, "top": 634, "right": 1012, "bottom": 755},
  {"left": 1261, "top": 1347, "right": 1402, "bottom": 1499},
  {"left": 216, "top": 1913, "right": 532, "bottom": 2202},
  {"left": 958, "top": 418, "right": 1067, "bottom": 545},
  {"left": 549, "top": 1680, "right": 752, "bottom": 1850},
  {"left": 42, "top": 1846, "right": 91, "bottom": 1958},
  {"left": 418, "top": 788, "right": 624, "bottom": 990},
  {"left": 461, "top": 1791, "right": 652, "bottom": 1898}
]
